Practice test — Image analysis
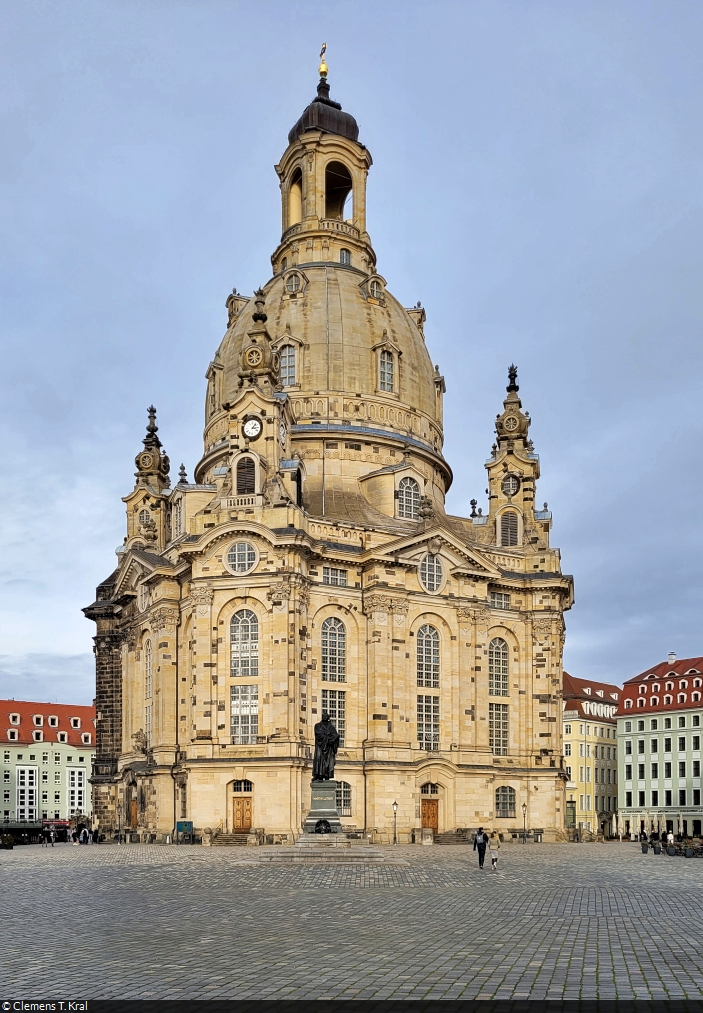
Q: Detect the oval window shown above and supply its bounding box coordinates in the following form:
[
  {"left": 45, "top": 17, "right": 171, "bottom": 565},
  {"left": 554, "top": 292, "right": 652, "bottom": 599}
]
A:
[
  {"left": 419, "top": 553, "right": 443, "bottom": 592},
  {"left": 226, "top": 541, "right": 257, "bottom": 574}
]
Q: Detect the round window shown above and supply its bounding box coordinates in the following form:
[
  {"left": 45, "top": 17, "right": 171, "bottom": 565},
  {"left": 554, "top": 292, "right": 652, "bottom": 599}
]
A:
[
  {"left": 419, "top": 553, "right": 443, "bottom": 593},
  {"left": 286, "top": 273, "right": 301, "bottom": 293},
  {"left": 501, "top": 474, "right": 520, "bottom": 497},
  {"left": 226, "top": 541, "right": 257, "bottom": 574}
]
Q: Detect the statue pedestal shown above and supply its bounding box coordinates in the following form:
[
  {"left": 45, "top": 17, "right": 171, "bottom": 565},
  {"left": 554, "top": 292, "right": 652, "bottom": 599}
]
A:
[{"left": 301, "top": 779, "right": 344, "bottom": 835}]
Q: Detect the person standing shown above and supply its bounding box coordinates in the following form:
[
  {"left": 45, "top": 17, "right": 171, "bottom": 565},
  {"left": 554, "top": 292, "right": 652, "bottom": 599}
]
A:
[
  {"left": 49, "top": 829, "right": 55, "bottom": 848},
  {"left": 489, "top": 831, "right": 501, "bottom": 872},
  {"left": 473, "top": 827, "right": 488, "bottom": 869},
  {"left": 41, "top": 828, "right": 49, "bottom": 848}
]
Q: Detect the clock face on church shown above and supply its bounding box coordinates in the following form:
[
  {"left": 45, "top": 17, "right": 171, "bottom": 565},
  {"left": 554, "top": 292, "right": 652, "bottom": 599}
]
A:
[{"left": 243, "top": 416, "right": 263, "bottom": 440}]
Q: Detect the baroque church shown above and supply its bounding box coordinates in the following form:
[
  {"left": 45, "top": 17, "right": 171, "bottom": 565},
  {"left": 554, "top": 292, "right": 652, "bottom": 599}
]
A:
[{"left": 85, "top": 61, "right": 574, "bottom": 843}]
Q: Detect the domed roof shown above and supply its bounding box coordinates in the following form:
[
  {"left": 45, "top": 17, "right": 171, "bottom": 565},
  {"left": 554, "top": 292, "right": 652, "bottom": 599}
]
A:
[
  {"left": 217, "top": 264, "right": 439, "bottom": 436},
  {"left": 288, "top": 77, "right": 359, "bottom": 146}
]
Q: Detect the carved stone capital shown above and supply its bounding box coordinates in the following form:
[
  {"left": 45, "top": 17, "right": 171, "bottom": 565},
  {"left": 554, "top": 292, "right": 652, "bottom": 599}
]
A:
[
  {"left": 151, "top": 607, "right": 179, "bottom": 633},
  {"left": 267, "top": 582, "right": 292, "bottom": 602}
]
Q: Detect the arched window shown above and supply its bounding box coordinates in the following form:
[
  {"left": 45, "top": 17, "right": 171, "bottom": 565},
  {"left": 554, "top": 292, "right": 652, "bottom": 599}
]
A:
[
  {"left": 321, "top": 617, "right": 346, "bottom": 682},
  {"left": 281, "top": 257, "right": 287, "bottom": 273},
  {"left": 232, "top": 779, "right": 253, "bottom": 793},
  {"left": 280, "top": 344, "right": 296, "bottom": 386},
  {"left": 144, "top": 641, "right": 152, "bottom": 698},
  {"left": 663, "top": 695, "right": 672, "bottom": 705},
  {"left": 678, "top": 693, "right": 686, "bottom": 703},
  {"left": 379, "top": 349, "right": 394, "bottom": 392},
  {"left": 500, "top": 511, "right": 518, "bottom": 547},
  {"left": 495, "top": 786, "right": 516, "bottom": 818},
  {"left": 236, "top": 457, "right": 256, "bottom": 495},
  {"left": 624, "top": 699, "right": 633, "bottom": 708},
  {"left": 369, "top": 279, "right": 382, "bottom": 299},
  {"left": 397, "top": 476, "right": 420, "bottom": 519},
  {"left": 421, "top": 782, "right": 439, "bottom": 795},
  {"left": 340, "top": 248, "right": 351, "bottom": 266},
  {"left": 336, "top": 781, "right": 352, "bottom": 816},
  {"left": 651, "top": 697, "right": 659, "bottom": 706},
  {"left": 325, "top": 161, "right": 352, "bottom": 219},
  {"left": 417, "top": 625, "right": 440, "bottom": 688},
  {"left": 288, "top": 168, "right": 302, "bottom": 226},
  {"left": 286, "top": 272, "right": 301, "bottom": 293},
  {"left": 230, "top": 609, "right": 259, "bottom": 678},
  {"left": 637, "top": 698, "right": 645, "bottom": 707},
  {"left": 488, "top": 638, "right": 509, "bottom": 696},
  {"left": 419, "top": 554, "right": 443, "bottom": 593}
]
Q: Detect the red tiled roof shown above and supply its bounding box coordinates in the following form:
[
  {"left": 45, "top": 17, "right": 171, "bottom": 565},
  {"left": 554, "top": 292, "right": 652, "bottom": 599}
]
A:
[
  {"left": 617, "top": 657, "right": 703, "bottom": 717},
  {"left": 1, "top": 699, "right": 96, "bottom": 747},
  {"left": 562, "top": 672, "right": 620, "bottom": 722}
]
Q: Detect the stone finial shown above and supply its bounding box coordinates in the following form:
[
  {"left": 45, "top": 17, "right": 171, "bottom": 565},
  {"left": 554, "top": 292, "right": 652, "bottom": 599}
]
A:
[
  {"left": 178, "top": 464, "right": 188, "bottom": 484},
  {"left": 507, "top": 364, "right": 519, "bottom": 393},
  {"left": 470, "top": 499, "right": 477, "bottom": 518},
  {"left": 142, "top": 405, "right": 162, "bottom": 449},
  {"left": 252, "top": 288, "right": 267, "bottom": 323}
]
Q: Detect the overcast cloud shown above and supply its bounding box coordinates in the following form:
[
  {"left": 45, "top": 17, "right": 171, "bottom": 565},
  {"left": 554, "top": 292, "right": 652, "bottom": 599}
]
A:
[{"left": 1, "top": 1, "right": 702, "bottom": 704}]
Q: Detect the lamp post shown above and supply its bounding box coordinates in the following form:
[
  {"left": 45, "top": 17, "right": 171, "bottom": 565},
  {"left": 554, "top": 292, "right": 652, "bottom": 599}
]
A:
[
  {"left": 522, "top": 802, "right": 527, "bottom": 844},
  {"left": 392, "top": 800, "right": 398, "bottom": 846}
]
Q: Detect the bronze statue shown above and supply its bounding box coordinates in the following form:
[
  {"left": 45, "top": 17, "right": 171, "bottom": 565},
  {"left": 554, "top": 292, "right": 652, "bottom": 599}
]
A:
[{"left": 312, "top": 710, "right": 339, "bottom": 780}]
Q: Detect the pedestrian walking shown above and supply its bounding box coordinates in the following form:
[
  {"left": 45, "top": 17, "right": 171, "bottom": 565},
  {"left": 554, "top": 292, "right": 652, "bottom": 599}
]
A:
[
  {"left": 49, "top": 829, "right": 55, "bottom": 848},
  {"left": 489, "top": 831, "right": 501, "bottom": 871},
  {"left": 473, "top": 826, "right": 488, "bottom": 869},
  {"left": 92, "top": 828, "right": 99, "bottom": 844},
  {"left": 41, "top": 828, "right": 49, "bottom": 848},
  {"left": 667, "top": 829, "right": 674, "bottom": 846}
]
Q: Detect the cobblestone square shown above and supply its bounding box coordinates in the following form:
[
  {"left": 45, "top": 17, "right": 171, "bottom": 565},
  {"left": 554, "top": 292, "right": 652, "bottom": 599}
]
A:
[{"left": 4, "top": 841, "right": 703, "bottom": 1000}]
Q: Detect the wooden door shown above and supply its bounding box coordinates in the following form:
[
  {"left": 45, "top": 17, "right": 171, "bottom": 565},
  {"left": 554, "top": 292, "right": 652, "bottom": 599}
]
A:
[
  {"left": 421, "top": 799, "right": 438, "bottom": 832},
  {"left": 130, "top": 798, "right": 138, "bottom": 829},
  {"left": 233, "top": 797, "right": 252, "bottom": 830}
]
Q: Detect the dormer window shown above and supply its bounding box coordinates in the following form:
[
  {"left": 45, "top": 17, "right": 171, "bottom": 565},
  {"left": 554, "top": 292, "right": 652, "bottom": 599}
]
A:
[
  {"left": 639, "top": 686, "right": 647, "bottom": 694},
  {"left": 583, "top": 688, "right": 591, "bottom": 696},
  {"left": 340, "top": 248, "right": 351, "bottom": 266},
  {"left": 47, "top": 716, "right": 58, "bottom": 728},
  {"left": 7, "top": 729, "right": 18, "bottom": 741},
  {"left": 666, "top": 682, "right": 674, "bottom": 691},
  {"left": 397, "top": 477, "right": 420, "bottom": 520},
  {"left": 637, "top": 698, "right": 645, "bottom": 707},
  {"left": 680, "top": 680, "right": 688, "bottom": 689},
  {"left": 57, "top": 732, "right": 68, "bottom": 743},
  {"left": 624, "top": 699, "right": 633, "bottom": 709},
  {"left": 81, "top": 732, "right": 92, "bottom": 745},
  {"left": 9, "top": 713, "right": 20, "bottom": 726},
  {"left": 678, "top": 693, "right": 686, "bottom": 703},
  {"left": 596, "top": 690, "right": 604, "bottom": 698},
  {"left": 32, "top": 730, "right": 43, "bottom": 742},
  {"left": 286, "top": 273, "right": 301, "bottom": 294},
  {"left": 70, "top": 717, "right": 81, "bottom": 730},
  {"left": 369, "top": 279, "right": 383, "bottom": 300},
  {"left": 279, "top": 345, "right": 296, "bottom": 386},
  {"left": 652, "top": 684, "right": 660, "bottom": 692},
  {"left": 663, "top": 695, "right": 672, "bottom": 705},
  {"left": 33, "top": 715, "right": 43, "bottom": 726},
  {"left": 379, "top": 349, "right": 394, "bottom": 392},
  {"left": 651, "top": 697, "right": 659, "bottom": 706}
]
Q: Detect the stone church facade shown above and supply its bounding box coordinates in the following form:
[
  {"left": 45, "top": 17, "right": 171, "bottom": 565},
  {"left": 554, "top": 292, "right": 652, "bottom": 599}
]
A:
[{"left": 85, "top": 67, "right": 574, "bottom": 843}]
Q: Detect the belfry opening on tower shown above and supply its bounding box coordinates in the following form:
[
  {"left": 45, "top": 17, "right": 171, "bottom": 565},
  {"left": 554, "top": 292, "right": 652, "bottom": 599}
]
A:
[
  {"left": 325, "top": 161, "right": 353, "bottom": 220},
  {"left": 288, "top": 167, "right": 302, "bottom": 226}
]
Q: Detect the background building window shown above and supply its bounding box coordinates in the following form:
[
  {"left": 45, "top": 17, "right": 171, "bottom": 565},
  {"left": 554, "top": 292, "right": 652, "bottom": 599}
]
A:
[
  {"left": 416, "top": 625, "right": 440, "bottom": 688},
  {"left": 321, "top": 617, "right": 346, "bottom": 682},
  {"left": 230, "top": 685, "right": 259, "bottom": 744},
  {"left": 321, "top": 689, "right": 345, "bottom": 746},
  {"left": 336, "top": 780, "right": 352, "bottom": 815},
  {"left": 489, "top": 702, "right": 509, "bottom": 755},
  {"left": 500, "top": 511, "right": 518, "bottom": 547},
  {"left": 495, "top": 785, "right": 516, "bottom": 818},
  {"left": 379, "top": 349, "right": 394, "bottom": 392},
  {"left": 417, "top": 695, "right": 439, "bottom": 751},
  {"left": 339, "top": 248, "right": 351, "bottom": 266},
  {"left": 280, "top": 344, "right": 296, "bottom": 386},
  {"left": 236, "top": 457, "right": 256, "bottom": 495},
  {"left": 230, "top": 610, "right": 259, "bottom": 678},
  {"left": 488, "top": 638, "right": 509, "bottom": 696},
  {"left": 397, "top": 477, "right": 420, "bottom": 520},
  {"left": 419, "top": 554, "right": 442, "bottom": 592}
]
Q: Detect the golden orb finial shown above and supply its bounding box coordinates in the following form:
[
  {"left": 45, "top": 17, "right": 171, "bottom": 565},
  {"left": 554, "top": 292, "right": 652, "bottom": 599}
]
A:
[{"left": 318, "top": 42, "right": 328, "bottom": 78}]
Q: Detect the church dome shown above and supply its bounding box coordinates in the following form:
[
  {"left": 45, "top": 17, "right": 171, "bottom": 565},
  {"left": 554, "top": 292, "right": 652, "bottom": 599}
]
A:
[{"left": 288, "top": 77, "right": 359, "bottom": 145}]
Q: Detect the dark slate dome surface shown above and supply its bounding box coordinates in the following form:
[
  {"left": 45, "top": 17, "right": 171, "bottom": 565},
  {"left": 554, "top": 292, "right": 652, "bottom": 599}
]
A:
[{"left": 288, "top": 78, "right": 359, "bottom": 145}]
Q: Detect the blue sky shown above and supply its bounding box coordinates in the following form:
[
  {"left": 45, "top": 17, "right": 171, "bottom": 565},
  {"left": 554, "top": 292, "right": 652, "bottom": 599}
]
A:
[{"left": 2, "top": 1, "right": 703, "bottom": 704}]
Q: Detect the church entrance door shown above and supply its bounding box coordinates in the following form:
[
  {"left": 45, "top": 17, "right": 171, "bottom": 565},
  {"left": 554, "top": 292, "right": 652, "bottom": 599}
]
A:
[
  {"left": 233, "top": 797, "right": 252, "bottom": 830},
  {"left": 421, "top": 799, "right": 438, "bottom": 832}
]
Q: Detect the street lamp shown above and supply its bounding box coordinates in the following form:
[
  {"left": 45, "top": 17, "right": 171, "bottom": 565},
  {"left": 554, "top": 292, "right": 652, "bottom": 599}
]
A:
[
  {"left": 522, "top": 802, "right": 527, "bottom": 844},
  {"left": 392, "top": 800, "right": 398, "bottom": 846}
]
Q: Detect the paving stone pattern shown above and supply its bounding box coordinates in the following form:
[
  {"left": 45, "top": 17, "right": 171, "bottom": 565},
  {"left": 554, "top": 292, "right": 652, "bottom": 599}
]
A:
[{"left": 3, "top": 842, "right": 703, "bottom": 1000}]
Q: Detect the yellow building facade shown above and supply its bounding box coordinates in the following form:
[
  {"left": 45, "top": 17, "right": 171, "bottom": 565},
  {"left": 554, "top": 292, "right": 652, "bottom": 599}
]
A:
[{"left": 85, "top": 68, "right": 574, "bottom": 843}]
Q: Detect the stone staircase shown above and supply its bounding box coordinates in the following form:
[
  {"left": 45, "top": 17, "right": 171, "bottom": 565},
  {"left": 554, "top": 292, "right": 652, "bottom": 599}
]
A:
[
  {"left": 435, "top": 829, "right": 473, "bottom": 845},
  {"left": 212, "top": 832, "right": 250, "bottom": 847}
]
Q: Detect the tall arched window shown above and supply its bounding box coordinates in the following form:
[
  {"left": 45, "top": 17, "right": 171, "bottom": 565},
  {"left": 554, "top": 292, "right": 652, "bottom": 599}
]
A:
[
  {"left": 500, "top": 511, "right": 518, "bottom": 547},
  {"left": 417, "top": 625, "right": 440, "bottom": 688},
  {"left": 339, "top": 248, "right": 351, "bottom": 266},
  {"left": 397, "top": 477, "right": 420, "bottom": 519},
  {"left": 280, "top": 345, "right": 296, "bottom": 386},
  {"left": 288, "top": 168, "right": 302, "bottom": 226},
  {"left": 321, "top": 617, "right": 346, "bottom": 682},
  {"left": 336, "top": 781, "right": 352, "bottom": 815},
  {"left": 488, "top": 637, "right": 509, "bottom": 696},
  {"left": 236, "top": 457, "right": 256, "bottom": 495},
  {"left": 495, "top": 786, "right": 516, "bottom": 817},
  {"left": 325, "top": 161, "right": 352, "bottom": 219},
  {"left": 144, "top": 641, "right": 152, "bottom": 699},
  {"left": 231, "top": 609, "right": 259, "bottom": 678},
  {"left": 380, "top": 349, "right": 394, "bottom": 392}
]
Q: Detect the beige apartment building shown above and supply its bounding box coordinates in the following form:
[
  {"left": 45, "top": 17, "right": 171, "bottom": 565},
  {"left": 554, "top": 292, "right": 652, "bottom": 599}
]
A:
[
  {"left": 563, "top": 673, "right": 620, "bottom": 836},
  {"left": 85, "top": 63, "right": 574, "bottom": 843}
]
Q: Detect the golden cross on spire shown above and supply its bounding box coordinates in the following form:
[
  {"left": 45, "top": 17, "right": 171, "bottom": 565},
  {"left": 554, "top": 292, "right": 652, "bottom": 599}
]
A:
[{"left": 319, "top": 42, "right": 328, "bottom": 78}]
